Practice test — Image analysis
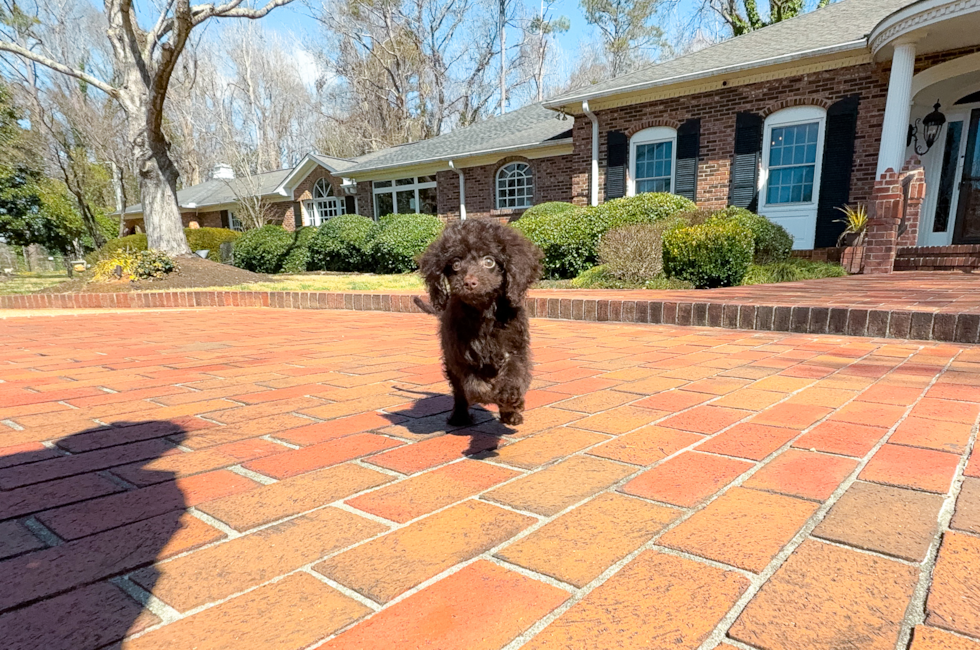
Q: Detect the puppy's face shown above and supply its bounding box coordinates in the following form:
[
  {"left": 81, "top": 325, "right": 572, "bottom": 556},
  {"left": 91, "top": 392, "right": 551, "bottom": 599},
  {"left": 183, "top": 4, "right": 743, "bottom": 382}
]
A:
[{"left": 445, "top": 251, "right": 504, "bottom": 308}]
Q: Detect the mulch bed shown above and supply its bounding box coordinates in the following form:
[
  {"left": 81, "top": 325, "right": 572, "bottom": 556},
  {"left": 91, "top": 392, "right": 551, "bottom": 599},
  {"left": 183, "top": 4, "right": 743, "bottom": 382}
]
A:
[{"left": 41, "top": 256, "right": 268, "bottom": 293}]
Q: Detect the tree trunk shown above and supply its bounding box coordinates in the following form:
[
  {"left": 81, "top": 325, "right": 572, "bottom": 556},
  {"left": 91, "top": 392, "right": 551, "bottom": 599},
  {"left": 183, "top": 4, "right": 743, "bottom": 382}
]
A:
[{"left": 136, "top": 135, "right": 191, "bottom": 255}]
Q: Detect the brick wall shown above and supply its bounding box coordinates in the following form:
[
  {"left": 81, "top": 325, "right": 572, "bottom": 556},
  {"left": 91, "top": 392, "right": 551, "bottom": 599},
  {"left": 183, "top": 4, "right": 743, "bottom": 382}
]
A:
[
  {"left": 183, "top": 211, "right": 223, "bottom": 228},
  {"left": 571, "top": 63, "right": 891, "bottom": 211},
  {"left": 436, "top": 154, "right": 574, "bottom": 222}
]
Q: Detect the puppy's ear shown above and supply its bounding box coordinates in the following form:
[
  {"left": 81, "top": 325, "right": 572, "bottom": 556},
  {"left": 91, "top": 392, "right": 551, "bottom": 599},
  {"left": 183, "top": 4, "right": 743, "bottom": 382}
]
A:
[
  {"left": 503, "top": 227, "right": 544, "bottom": 306},
  {"left": 417, "top": 230, "right": 451, "bottom": 311}
]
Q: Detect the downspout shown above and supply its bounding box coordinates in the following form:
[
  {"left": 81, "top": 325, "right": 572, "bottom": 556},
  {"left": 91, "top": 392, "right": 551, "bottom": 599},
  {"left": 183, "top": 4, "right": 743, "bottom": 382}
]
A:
[
  {"left": 582, "top": 100, "right": 599, "bottom": 207},
  {"left": 448, "top": 160, "right": 466, "bottom": 220}
]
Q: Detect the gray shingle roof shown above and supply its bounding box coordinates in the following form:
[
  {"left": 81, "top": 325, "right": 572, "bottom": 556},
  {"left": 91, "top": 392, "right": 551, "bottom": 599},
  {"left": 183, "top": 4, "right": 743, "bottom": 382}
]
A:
[
  {"left": 341, "top": 103, "right": 573, "bottom": 175},
  {"left": 123, "top": 168, "right": 293, "bottom": 216},
  {"left": 544, "top": 0, "right": 913, "bottom": 109},
  {"left": 310, "top": 154, "right": 356, "bottom": 172}
]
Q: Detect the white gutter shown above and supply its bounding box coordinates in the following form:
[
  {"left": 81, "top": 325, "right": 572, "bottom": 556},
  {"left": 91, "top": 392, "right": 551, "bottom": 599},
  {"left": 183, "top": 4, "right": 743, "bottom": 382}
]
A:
[
  {"left": 544, "top": 40, "right": 868, "bottom": 109},
  {"left": 582, "top": 101, "right": 599, "bottom": 207},
  {"left": 448, "top": 160, "right": 466, "bottom": 220}
]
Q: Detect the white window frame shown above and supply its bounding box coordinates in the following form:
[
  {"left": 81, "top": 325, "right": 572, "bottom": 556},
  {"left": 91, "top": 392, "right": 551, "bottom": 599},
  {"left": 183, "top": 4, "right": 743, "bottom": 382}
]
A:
[
  {"left": 372, "top": 176, "right": 438, "bottom": 219},
  {"left": 304, "top": 178, "right": 345, "bottom": 227},
  {"left": 228, "top": 211, "right": 243, "bottom": 232},
  {"left": 759, "top": 106, "right": 827, "bottom": 250},
  {"left": 628, "top": 126, "right": 677, "bottom": 196},
  {"left": 495, "top": 162, "right": 534, "bottom": 209}
]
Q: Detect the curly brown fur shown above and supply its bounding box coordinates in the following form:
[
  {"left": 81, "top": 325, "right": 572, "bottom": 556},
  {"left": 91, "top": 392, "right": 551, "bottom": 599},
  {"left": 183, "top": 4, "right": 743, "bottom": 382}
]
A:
[{"left": 417, "top": 219, "right": 543, "bottom": 426}]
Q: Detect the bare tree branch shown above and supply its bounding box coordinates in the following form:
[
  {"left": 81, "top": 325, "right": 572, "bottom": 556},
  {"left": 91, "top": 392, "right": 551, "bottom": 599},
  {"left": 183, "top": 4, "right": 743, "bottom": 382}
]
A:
[{"left": 0, "top": 41, "right": 118, "bottom": 97}]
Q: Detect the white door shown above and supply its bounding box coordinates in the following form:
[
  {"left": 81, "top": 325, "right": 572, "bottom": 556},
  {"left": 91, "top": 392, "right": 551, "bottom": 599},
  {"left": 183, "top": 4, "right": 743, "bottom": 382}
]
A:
[{"left": 921, "top": 109, "right": 971, "bottom": 246}]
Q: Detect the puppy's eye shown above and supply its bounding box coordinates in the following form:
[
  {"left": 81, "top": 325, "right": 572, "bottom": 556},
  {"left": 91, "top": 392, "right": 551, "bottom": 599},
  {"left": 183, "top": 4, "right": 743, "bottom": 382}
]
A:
[
  {"left": 451, "top": 259, "right": 462, "bottom": 272},
  {"left": 481, "top": 257, "right": 496, "bottom": 269}
]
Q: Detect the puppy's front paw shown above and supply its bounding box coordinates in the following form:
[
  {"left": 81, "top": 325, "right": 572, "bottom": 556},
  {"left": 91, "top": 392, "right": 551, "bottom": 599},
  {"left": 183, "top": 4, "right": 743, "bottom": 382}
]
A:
[
  {"left": 499, "top": 410, "right": 523, "bottom": 425},
  {"left": 448, "top": 410, "right": 473, "bottom": 426}
]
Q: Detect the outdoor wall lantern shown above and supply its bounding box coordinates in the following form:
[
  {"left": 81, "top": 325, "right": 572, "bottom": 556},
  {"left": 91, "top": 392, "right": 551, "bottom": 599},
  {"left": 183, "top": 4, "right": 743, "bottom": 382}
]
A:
[
  {"left": 907, "top": 101, "right": 947, "bottom": 155},
  {"left": 556, "top": 109, "right": 569, "bottom": 121}
]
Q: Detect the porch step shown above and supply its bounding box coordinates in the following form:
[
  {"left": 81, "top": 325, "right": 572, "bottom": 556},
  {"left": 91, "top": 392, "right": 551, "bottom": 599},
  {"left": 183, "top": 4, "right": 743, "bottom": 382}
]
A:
[{"left": 894, "top": 244, "right": 980, "bottom": 271}]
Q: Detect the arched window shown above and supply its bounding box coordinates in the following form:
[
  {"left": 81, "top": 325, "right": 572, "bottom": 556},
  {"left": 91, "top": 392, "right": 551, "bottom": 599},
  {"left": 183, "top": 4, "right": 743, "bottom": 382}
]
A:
[
  {"left": 759, "top": 105, "right": 827, "bottom": 249},
  {"left": 304, "top": 178, "right": 345, "bottom": 226},
  {"left": 496, "top": 162, "right": 533, "bottom": 209},
  {"left": 629, "top": 126, "right": 676, "bottom": 195}
]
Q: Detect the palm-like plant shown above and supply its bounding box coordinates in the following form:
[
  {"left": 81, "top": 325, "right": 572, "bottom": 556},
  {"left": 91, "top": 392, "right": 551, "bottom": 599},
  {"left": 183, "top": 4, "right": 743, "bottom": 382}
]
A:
[{"left": 834, "top": 204, "right": 868, "bottom": 247}]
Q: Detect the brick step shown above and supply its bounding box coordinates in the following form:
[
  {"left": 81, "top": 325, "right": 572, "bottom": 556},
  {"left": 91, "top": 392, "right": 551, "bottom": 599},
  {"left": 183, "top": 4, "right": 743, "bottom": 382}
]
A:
[
  {"left": 3, "top": 290, "right": 978, "bottom": 344},
  {"left": 895, "top": 245, "right": 980, "bottom": 271}
]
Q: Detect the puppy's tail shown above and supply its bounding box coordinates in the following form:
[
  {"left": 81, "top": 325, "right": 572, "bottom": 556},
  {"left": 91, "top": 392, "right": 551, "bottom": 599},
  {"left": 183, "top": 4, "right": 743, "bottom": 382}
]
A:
[{"left": 413, "top": 296, "right": 440, "bottom": 316}]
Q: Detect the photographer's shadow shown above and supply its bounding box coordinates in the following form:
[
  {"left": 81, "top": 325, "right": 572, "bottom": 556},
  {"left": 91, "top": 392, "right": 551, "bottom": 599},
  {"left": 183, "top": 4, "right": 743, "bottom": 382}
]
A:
[{"left": 0, "top": 421, "right": 203, "bottom": 650}]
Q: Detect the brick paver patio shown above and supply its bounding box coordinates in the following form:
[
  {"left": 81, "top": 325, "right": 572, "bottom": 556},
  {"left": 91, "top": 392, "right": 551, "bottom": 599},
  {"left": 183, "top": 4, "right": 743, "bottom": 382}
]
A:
[{"left": 1, "top": 308, "right": 978, "bottom": 649}]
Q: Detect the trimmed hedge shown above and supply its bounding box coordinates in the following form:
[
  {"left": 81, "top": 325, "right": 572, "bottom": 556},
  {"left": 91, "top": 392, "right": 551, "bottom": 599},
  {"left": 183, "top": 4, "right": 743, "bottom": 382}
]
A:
[
  {"left": 369, "top": 213, "right": 444, "bottom": 273},
  {"left": 186, "top": 228, "right": 241, "bottom": 262},
  {"left": 232, "top": 225, "right": 299, "bottom": 273},
  {"left": 281, "top": 227, "right": 317, "bottom": 273},
  {"left": 309, "top": 214, "right": 379, "bottom": 271},
  {"left": 707, "top": 207, "right": 793, "bottom": 264},
  {"left": 663, "top": 220, "right": 755, "bottom": 288},
  {"left": 90, "top": 228, "right": 241, "bottom": 263},
  {"left": 512, "top": 203, "right": 595, "bottom": 279},
  {"left": 514, "top": 194, "right": 695, "bottom": 279},
  {"left": 743, "top": 258, "right": 847, "bottom": 285}
]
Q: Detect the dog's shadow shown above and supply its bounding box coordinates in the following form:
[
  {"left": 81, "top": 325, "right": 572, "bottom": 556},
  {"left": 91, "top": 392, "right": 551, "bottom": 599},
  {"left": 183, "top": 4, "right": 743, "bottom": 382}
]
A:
[{"left": 383, "top": 387, "right": 515, "bottom": 456}]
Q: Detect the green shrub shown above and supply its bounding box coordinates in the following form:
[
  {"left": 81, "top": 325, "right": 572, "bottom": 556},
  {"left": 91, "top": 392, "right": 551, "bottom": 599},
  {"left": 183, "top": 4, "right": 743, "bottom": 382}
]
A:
[
  {"left": 369, "top": 213, "right": 444, "bottom": 273},
  {"left": 88, "top": 233, "right": 148, "bottom": 263},
  {"left": 743, "top": 258, "right": 847, "bottom": 285},
  {"left": 587, "top": 193, "right": 696, "bottom": 232},
  {"left": 232, "top": 225, "right": 295, "bottom": 273},
  {"left": 309, "top": 215, "right": 380, "bottom": 271},
  {"left": 513, "top": 204, "right": 597, "bottom": 279},
  {"left": 673, "top": 207, "right": 717, "bottom": 228},
  {"left": 281, "top": 227, "right": 317, "bottom": 273},
  {"left": 513, "top": 194, "right": 694, "bottom": 280},
  {"left": 663, "top": 220, "right": 755, "bottom": 288},
  {"left": 571, "top": 265, "right": 694, "bottom": 290},
  {"left": 707, "top": 207, "right": 793, "bottom": 264},
  {"left": 185, "top": 228, "right": 241, "bottom": 262}
]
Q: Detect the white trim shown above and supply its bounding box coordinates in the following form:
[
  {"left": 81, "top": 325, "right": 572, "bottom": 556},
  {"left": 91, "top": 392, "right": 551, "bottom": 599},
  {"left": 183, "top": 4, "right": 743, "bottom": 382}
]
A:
[
  {"left": 628, "top": 126, "right": 677, "bottom": 196},
  {"left": 758, "top": 106, "right": 827, "bottom": 250},
  {"left": 920, "top": 105, "right": 978, "bottom": 245},
  {"left": 274, "top": 153, "right": 352, "bottom": 197},
  {"left": 543, "top": 40, "right": 868, "bottom": 110},
  {"left": 448, "top": 160, "right": 466, "bottom": 220},
  {"left": 912, "top": 51, "right": 980, "bottom": 99},
  {"left": 495, "top": 162, "right": 534, "bottom": 210},
  {"left": 870, "top": 0, "right": 980, "bottom": 57}
]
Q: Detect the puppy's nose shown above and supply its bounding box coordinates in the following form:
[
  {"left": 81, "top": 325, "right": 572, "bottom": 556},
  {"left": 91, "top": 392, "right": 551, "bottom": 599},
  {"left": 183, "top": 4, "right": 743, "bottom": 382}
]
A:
[{"left": 463, "top": 275, "right": 479, "bottom": 290}]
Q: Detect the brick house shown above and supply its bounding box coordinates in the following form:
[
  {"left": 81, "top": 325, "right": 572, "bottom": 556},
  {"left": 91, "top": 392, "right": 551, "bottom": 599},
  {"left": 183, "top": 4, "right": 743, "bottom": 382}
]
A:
[
  {"left": 541, "top": 0, "right": 980, "bottom": 270},
  {"left": 124, "top": 0, "right": 980, "bottom": 272},
  {"left": 121, "top": 104, "right": 573, "bottom": 232}
]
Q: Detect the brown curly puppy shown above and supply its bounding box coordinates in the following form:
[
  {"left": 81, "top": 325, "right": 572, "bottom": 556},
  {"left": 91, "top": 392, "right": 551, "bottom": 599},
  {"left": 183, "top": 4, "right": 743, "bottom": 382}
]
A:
[{"left": 415, "top": 219, "right": 543, "bottom": 426}]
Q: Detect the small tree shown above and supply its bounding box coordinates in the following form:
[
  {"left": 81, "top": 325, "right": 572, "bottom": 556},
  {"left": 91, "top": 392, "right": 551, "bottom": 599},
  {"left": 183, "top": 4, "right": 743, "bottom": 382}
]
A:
[
  {"left": 705, "top": 0, "right": 832, "bottom": 36},
  {"left": 580, "top": 0, "right": 668, "bottom": 76}
]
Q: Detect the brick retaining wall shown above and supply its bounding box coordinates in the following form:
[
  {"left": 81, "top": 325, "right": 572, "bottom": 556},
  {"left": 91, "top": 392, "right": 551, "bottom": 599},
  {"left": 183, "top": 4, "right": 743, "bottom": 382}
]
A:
[{"left": 4, "top": 290, "right": 978, "bottom": 344}]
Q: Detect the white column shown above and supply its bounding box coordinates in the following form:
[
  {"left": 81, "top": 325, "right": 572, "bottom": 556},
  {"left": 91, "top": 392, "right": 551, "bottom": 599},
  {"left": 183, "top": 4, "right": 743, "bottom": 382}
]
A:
[
  {"left": 583, "top": 101, "right": 599, "bottom": 206},
  {"left": 877, "top": 41, "right": 917, "bottom": 176}
]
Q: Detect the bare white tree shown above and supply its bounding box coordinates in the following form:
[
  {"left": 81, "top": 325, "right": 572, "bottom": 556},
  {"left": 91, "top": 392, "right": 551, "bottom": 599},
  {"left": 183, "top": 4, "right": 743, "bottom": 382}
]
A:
[{"left": 0, "top": 0, "right": 298, "bottom": 255}]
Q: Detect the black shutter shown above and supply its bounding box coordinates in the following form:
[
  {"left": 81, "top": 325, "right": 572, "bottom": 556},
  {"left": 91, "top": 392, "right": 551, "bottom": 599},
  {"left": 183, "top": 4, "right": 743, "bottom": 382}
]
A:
[
  {"left": 729, "top": 112, "right": 764, "bottom": 211},
  {"left": 345, "top": 195, "right": 357, "bottom": 215},
  {"left": 294, "top": 204, "right": 303, "bottom": 230},
  {"left": 815, "top": 95, "right": 860, "bottom": 248},
  {"left": 675, "top": 119, "right": 700, "bottom": 202},
  {"left": 220, "top": 210, "right": 230, "bottom": 228},
  {"left": 605, "top": 131, "right": 628, "bottom": 200}
]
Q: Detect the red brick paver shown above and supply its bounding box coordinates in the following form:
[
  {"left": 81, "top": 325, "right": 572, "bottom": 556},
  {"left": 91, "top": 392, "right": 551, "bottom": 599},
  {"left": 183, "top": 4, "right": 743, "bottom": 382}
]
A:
[{"left": 0, "top": 307, "right": 978, "bottom": 649}]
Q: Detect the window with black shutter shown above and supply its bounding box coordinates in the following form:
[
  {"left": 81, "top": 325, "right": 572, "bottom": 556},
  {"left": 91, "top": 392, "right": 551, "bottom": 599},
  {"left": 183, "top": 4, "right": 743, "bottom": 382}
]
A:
[
  {"left": 345, "top": 196, "right": 357, "bottom": 215},
  {"left": 605, "top": 131, "right": 628, "bottom": 200},
  {"left": 814, "top": 95, "right": 860, "bottom": 248},
  {"left": 220, "top": 210, "right": 230, "bottom": 228},
  {"left": 675, "top": 119, "right": 700, "bottom": 202},
  {"left": 729, "top": 112, "right": 764, "bottom": 211}
]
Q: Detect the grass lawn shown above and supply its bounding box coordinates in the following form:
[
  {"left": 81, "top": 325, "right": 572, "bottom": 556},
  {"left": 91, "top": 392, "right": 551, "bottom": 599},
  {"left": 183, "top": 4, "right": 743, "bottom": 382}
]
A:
[
  {"left": 0, "top": 272, "right": 70, "bottom": 295},
  {"left": 201, "top": 273, "right": 426, "bottom": 293}
]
